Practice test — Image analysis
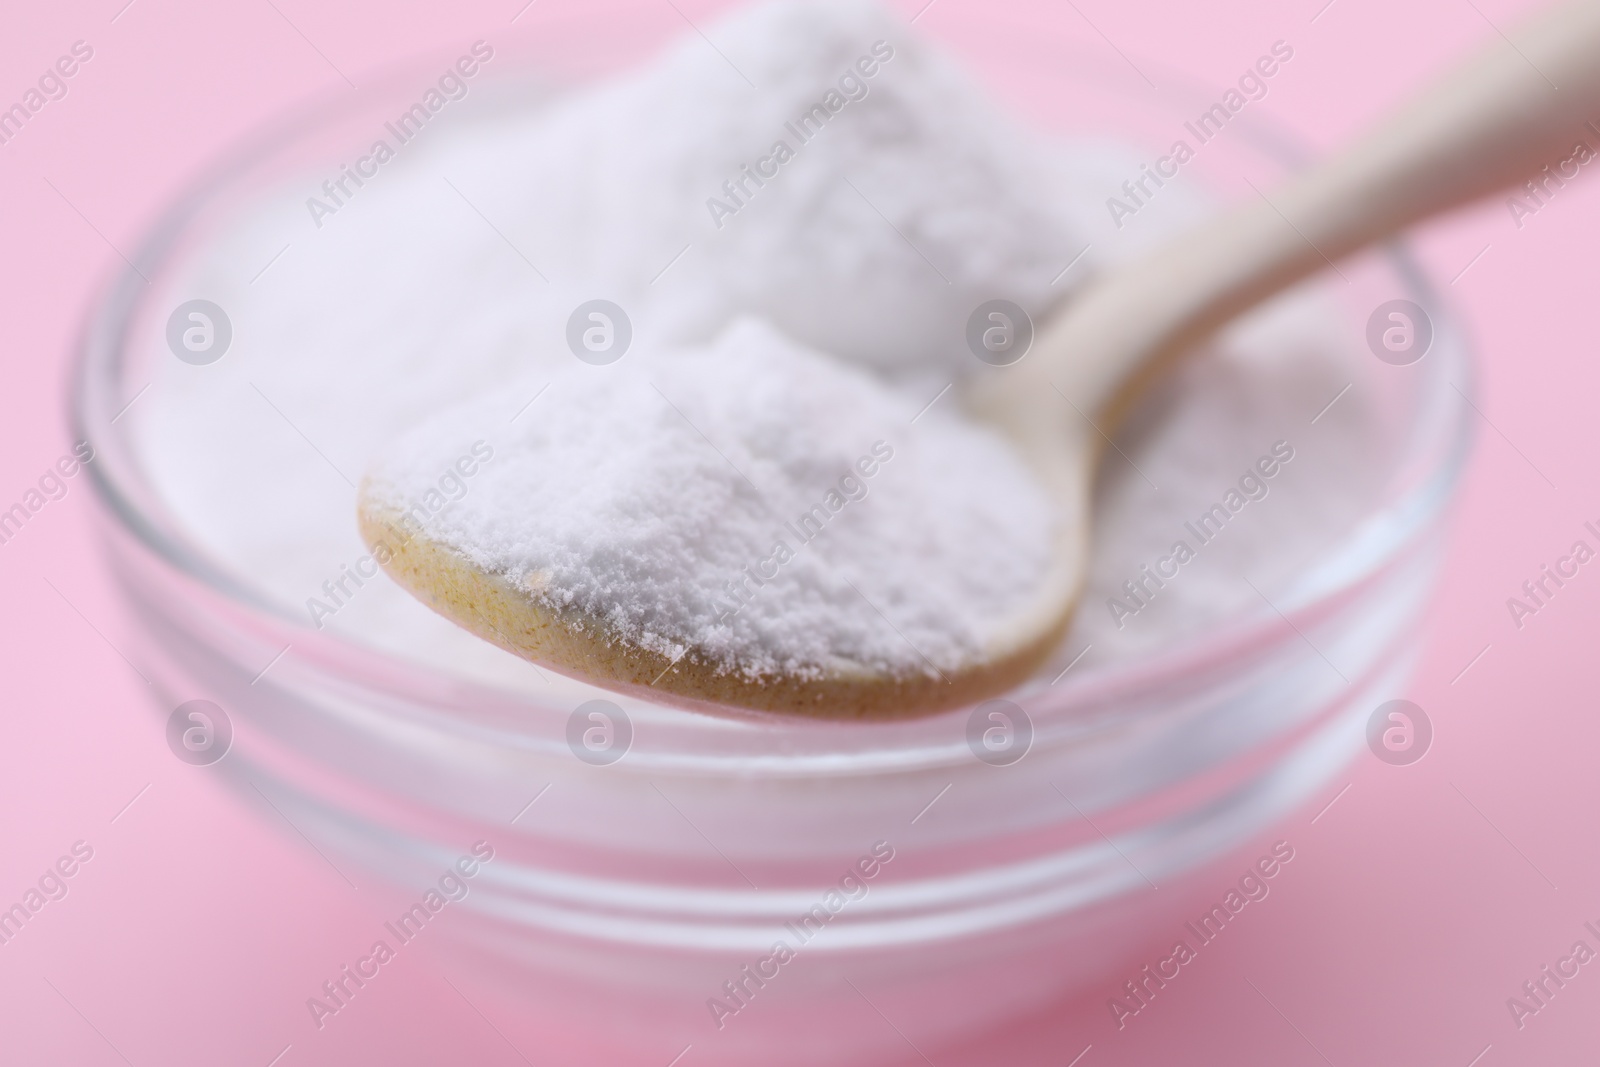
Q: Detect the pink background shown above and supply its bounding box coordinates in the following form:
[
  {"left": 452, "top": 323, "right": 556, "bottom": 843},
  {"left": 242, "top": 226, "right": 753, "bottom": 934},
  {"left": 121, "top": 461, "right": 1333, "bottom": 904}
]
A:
[{"left": 2, "top": 0, "right": 1596, "bottom": 1063}]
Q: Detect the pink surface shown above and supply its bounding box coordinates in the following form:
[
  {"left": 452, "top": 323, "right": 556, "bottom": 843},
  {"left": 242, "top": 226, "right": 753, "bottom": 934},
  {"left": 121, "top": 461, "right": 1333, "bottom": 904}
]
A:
[{"left": 2, "top": 0, "right": 1596, "bottom": 1064}]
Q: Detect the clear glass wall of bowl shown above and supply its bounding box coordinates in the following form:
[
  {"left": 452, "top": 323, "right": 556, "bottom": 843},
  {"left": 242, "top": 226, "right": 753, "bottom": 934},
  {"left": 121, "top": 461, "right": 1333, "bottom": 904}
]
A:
[{"left": 76, "top": 23, "right": 1470, "bottom": 1067}]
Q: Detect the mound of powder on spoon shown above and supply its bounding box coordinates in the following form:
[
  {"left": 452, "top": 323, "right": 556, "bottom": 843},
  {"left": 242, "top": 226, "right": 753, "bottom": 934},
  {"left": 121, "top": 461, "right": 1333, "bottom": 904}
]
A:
[{"left": 364, "top": 318, "right": 1056, "bottom": 680}]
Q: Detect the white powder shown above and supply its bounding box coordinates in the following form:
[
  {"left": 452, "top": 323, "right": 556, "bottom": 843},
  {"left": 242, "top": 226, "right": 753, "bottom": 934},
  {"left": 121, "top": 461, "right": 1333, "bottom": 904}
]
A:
[
  {"left": 133, "top": 0, "right": 1384, "bottom": 696},
  {"left": 366, "top": 318, "right": 1054, "bottom": 680},
  {"left": 470, "top": 0, "right": 1095, "bottom": 384}
]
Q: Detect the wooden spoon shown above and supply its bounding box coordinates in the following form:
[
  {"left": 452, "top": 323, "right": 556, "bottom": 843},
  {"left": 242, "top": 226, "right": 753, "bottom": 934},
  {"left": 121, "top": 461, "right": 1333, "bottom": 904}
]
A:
[
  {"left": 358, "top": 500, "right": 1076, "bottom": 719},
  {"left": 361, "top": 0, "right": 1600, "bottom": 720}
]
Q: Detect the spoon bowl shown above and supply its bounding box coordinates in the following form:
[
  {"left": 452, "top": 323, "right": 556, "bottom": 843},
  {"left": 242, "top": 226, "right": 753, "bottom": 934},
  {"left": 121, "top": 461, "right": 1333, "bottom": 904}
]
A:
[{"left": 358, "top": 491, "right": 1086, "bottom": 720}]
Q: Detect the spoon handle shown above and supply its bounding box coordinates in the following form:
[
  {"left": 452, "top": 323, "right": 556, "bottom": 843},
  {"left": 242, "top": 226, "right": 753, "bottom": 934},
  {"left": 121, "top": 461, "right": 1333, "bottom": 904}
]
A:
[{"left": 1052, "top": 0, "right": 1600, "bottom": 421}]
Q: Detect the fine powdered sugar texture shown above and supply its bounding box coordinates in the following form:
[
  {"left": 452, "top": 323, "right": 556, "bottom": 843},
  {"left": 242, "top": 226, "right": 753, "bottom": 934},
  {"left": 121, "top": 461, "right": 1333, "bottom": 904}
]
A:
[{"left": 366, "top": 318, "right": 1054, "bottom": 680}]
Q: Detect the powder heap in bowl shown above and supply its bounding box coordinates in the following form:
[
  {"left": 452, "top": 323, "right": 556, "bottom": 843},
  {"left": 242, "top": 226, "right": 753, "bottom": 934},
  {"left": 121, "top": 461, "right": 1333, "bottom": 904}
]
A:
[{"left": 134, "top": 0, "right": 1383, "bottom": 694}]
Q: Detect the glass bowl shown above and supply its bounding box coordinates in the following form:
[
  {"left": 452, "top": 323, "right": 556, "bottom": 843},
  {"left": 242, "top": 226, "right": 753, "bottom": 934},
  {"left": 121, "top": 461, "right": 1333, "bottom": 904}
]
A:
[{"left": 73, "top": 16, "right": 1470, "bottom": 1066}]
